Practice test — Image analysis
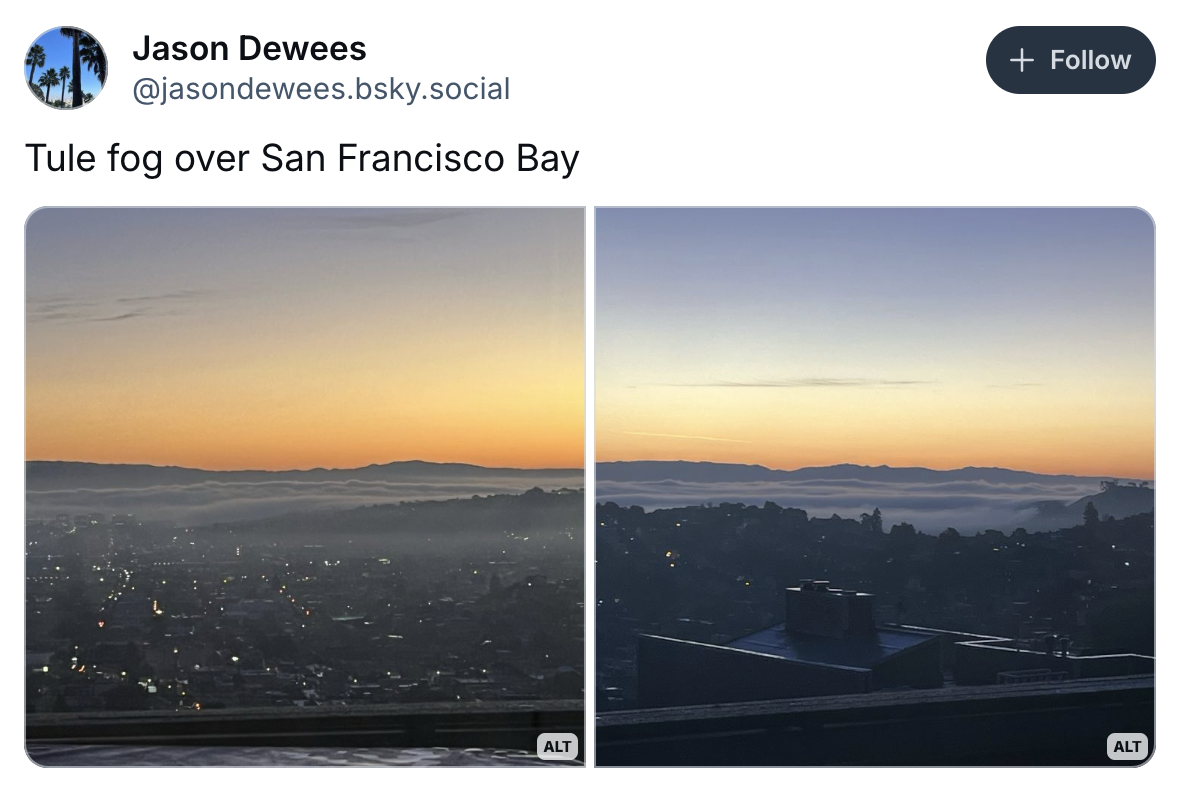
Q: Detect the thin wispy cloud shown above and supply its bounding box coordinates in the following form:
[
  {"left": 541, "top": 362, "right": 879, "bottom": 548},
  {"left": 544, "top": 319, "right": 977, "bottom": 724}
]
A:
[
  {"left": 116, "top": 288, "right": 219, "bottom": 305},
  {"left": 28, "top": 289, "right": 222, "bottom": 324},
  {"left": 89, "top": 310, "right": 150, "bottom": 322},
  {"left": 621, "top": 431, "right": 751, "bottom": 444},
  {"left": 655, "top": 377, "right": 937, "bottom": 389},
  {"left": 28, "top": 298, "right": 95, "bottom": 321},
  {"left": 28, "top": 297, "right": 97, "bottom": 323}
]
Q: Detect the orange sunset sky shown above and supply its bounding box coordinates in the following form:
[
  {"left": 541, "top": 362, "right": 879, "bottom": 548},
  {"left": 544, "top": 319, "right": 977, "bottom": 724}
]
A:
[
  {"left": 596, "top": 209, "right": 1154, "bottom": 480},
  {"left": 27, "top": 208, "right": 584, "bottom": 470}
]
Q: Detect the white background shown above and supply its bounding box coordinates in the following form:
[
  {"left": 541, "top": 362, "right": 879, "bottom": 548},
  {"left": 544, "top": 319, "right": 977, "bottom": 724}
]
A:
[{"left": 3, "top": 0, "right": 1182, "bottom": 777}]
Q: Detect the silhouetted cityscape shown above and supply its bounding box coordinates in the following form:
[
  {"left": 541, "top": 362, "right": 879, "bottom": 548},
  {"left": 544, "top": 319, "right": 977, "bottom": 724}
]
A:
[
  {"left": 28, "top": 488, "right": 583, "bottom": 714},
  {"left": 596, "top": 483, "right": 1153, "bottom": 711}
]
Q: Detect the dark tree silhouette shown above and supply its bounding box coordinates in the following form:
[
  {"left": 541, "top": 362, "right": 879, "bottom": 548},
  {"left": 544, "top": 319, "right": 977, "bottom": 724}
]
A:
[
  {"left": 38, "top": 68, "right": 59, "bottom": 104},
  {"left": 80, "top": 34, "right": 107, "bottom": 86},
  {"left": 1083, "top": 501, "right": 1100, "bottom": 527},
  {"left": 936, "top": 526, "right": 962, "bottom": 554},
  {"left": 58, "top": 65, "right": 70, "bottom": 106},
  {"left": 861, "top": 507, "right": 883, "bottom": 533},
  {"left": 26, "top": 43, "right": 45, "bottom": 88},
  {"left": 59, "top": 27, "right": 83, "bottom": 108}
]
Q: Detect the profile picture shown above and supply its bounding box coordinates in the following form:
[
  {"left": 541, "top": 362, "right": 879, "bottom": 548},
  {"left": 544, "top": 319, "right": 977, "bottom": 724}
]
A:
[{"left": 24, "top": 27, "right": 107, "bottom": 109}]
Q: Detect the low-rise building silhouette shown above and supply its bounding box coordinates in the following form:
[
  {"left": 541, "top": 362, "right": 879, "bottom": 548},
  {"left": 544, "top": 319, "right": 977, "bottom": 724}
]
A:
[
  {"left": 639, "top": 580, "right": 942, "bottom": 707},
  {"left": 636, "top": 580, "right": 1152, "bottom": 708}
]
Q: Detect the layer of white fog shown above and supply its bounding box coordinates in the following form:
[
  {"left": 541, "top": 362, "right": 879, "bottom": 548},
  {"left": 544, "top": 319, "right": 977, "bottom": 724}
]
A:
[
  {"left": 597, "top": 476, "right": 1108, "bottom": 533},
  {"left": 28, "top": 473, "right": 585, "bottom": 526}
]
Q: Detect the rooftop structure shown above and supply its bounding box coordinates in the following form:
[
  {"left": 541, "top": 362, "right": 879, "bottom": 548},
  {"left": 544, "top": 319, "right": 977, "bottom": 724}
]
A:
[
  {"left": 637, "top": 582, "right": 942, "bottom": 708},
  {"left": 635, "top": 580, "right": 1154, "bottom": 710}
]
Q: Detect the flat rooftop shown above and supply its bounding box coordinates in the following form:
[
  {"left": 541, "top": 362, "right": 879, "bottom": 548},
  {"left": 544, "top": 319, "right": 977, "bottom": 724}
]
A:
[{"left": 726, "top": 624, "right": 938, "bottom": 669}]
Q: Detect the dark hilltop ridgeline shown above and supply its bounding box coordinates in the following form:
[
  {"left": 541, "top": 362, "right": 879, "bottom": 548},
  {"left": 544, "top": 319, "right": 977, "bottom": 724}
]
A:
[
  {"left": 217, "top": 485, "right": 584, "bottom": 539},
  {"left": 1031, "top": 480, "right": 1154, "bottom": 528},
  {"left": 596, "top": 460, "right": 1144, "bottom": 487},
  {"left": 27, "top": 460, "right": 582, "bottom": 492}
]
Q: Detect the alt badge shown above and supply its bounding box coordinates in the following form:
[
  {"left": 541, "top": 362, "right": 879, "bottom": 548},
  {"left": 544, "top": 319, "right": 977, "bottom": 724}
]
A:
[
  {"left": 1107, "top": 733, "right": 1149, "bottom": 761},
  {"left": 537, "top": 732, "right": 579, "bottom": 761}
]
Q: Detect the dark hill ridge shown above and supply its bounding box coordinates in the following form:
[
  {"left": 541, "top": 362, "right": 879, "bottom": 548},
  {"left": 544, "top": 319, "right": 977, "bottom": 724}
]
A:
[
  {"left": 27, "top": 460, "right": 582, "bottom": 492},
  {"left": 218, "top": 486, "right": 583, "bottom": 537},
  {"left": 1032, "top": 481, "right": 1154, "bottom": 526},
  {"left": 596, "top": 460, "right": 1146, "bottom": 487}
]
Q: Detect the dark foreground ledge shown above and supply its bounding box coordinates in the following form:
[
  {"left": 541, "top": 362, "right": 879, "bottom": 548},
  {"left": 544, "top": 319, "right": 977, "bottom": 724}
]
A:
[
  {"left": 597, "top": 677, "right": 1153, "bottom": 766},
  {"left": 26, "top": 745, "right": 577, "bottom": 767},
  {"left": 27, "top": 700, "right": 584, "bottom": 756}
]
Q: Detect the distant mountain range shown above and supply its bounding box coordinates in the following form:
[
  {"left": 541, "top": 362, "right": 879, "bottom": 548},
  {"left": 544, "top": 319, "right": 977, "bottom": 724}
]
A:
[
  {"left": 26, "top": 460, "right": 582, "bottom": 492},
  {"left": 596, "top": 460, "right": 1145, "bottom": 487},
  {"left": 26, "top": 459, "right": 1153, "bottom": 533},
  {"left": 595, "top": 460, "right": 1153, "bottom": 532},
  {"left": 30, "top": 458, "right": 1142, "bottom": 492}
]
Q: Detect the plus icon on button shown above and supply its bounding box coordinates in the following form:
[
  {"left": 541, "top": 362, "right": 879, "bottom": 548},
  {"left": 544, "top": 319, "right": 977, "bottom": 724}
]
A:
[{"left": 1010, "top": 48, "right": 1035, "bottom": 72}]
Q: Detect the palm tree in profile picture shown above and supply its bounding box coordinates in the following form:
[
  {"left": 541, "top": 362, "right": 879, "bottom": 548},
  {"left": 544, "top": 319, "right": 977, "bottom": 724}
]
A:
[
  {"left": 59, "top": 26, "right": 84, "bottom": 108},
  {"left": 58, "top": 64, "right": 71, "bottom": 107},
  {"left": 38, "top": 67, "right": 59, "bottom": 105},
  {"left": 80, "top": 34, "right": 107, "bottom": 88},
  {"left": 25, "top": 43, "right": 45, "bottom": 91}
]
